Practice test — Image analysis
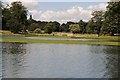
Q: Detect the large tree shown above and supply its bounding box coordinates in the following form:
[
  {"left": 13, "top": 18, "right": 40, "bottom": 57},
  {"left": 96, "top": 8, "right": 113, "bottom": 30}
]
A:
[
  {"left": 5, "top": 1, "right": 28, "bottom": 33},
  {"left": 44, "top": 23, "right": 54, "bottom": 34},
  {"left": 78, "top": 20, "right": 87, "bottom": 34},
  {"left": 2, "top": 4, "right": 11, "bottom": 30},
  {"left": 69, "top": 24, "right": 80, "bottom": 33},
  {"left": 50, "top": 21, "right": 60, "bottom": 32},
  {"left": 92, "top": 11, "right": 104, "bottom": 36},
  {"left": 0, "top": 1, "right": 1, "bottom": 29},
  {"left": 86, "top": 19, "right": 97, "bottom": 34},
  {"left": 102, "top": 2, "right": 120, "bottom": 35},
  {"left": 28, "top": 23, "right": 40, "bottom": 31},
  {"left": 60, "top": 23, "right": 67, "bottom": 32}
]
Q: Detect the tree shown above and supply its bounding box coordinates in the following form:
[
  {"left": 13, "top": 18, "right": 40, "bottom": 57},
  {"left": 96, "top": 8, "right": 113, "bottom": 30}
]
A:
[
  {"left": 37, "top": 21, "right": 48, "bottom": 30},
  {"left": 0, "top": 1, "right": 2, "bottom": 29},
  {"left": 102, "top": 2, "right": 120, "bottom": 35},
  {"left": 28, "top": 23, "right": 40, "bottom": 31},
  {"left": 65, "top": 21, "right": 75, "bottom": 32},
  {"left": 44, "top": 23, "right": 53, "bottom": 34},
  {"left": 78, "top": 20, "right": 87, "bottom": 34},
  {"left": 86, "top": 20, "right": 96, "bottom": 34},
  {"left": 92, "top": 11, "right": 104, "bottom": 36},
  {"left": 5, "top": 1, "right": 28, "bottom": 33},
  {"left": 69, "top": 24, "right": 80, "bottom": 33},
  {"left": 34, "top": 28, "right": 41, "bottom": 33},
  {"left": 50, "top": 21, "right": 60, "bottom": 32},
  {"left": 60, "top": 23, "right": 66, "bottom": 32},
  {"left": 60, "top": 23, "right": 70, "bottom": 32},
  {"left": 2, "top": 5, "right": 11, "bottom": 30}
]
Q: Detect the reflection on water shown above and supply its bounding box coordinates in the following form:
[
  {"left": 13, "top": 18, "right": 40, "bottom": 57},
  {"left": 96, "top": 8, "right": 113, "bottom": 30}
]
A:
[
  {"left": 2, "top": 43, "right": 27, "bottom": 78},
  {"left": 89, "top": 46, "right": 119, "bottom": 78},
  {"left": 1, "top": 42, "right": 120, "bottom": 78}
]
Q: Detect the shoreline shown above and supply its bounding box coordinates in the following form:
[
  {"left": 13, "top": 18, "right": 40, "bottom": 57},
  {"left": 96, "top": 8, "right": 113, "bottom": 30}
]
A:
[
  {"left": 0, "top": 38, "right": 120, "bottom": 46},
  {"left": 0, "top": 30, "right": 120, "bottom": 46}
]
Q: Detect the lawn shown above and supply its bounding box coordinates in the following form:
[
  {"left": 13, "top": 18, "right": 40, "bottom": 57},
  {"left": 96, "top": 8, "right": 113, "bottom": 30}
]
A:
[
  {"left": 0, "top": 30, "right": 120, "bottom": 46},
  {"left": 0, "top": 38, "right": 120, "bottom": 46}
]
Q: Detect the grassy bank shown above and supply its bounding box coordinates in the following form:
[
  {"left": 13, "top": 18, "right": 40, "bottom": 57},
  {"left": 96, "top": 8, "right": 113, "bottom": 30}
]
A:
[
  {"left": 0, "top": 38, "right": 120, "bottom": 46},
  {"left": 0, "top": 30, "right": 120, "bottom": 40},
  {"left": 72, "top": 34, "right": 119, "bottom": 41},
  {"left": 0, "top": 30, "right": 120, "bottom": 46},
  {"left": 0, "top": 30, "right": 70, "bottom": 38}
]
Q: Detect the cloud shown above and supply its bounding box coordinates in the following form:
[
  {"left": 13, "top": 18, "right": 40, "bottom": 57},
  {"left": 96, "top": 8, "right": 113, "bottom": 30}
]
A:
[
  {"left": 87, "top": 3, "right": 108, "bottom": 11},
  {"left": 5, "top": 1, "right": 107, "bottom": 23},
  {"left": 29, "top": 10, "right": 42, "bottom": 19},
  {"left": 6, "top": 0, "right": 39, "bottom": 10},
  {"left": 29, "top": 6, "right": 91, "bottom": 23},
  {"left": 29, "top": 3, "right": 107, "bottom": 23}
]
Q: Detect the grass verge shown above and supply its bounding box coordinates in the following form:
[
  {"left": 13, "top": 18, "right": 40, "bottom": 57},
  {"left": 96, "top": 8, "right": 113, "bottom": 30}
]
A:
[
  {"left": 1, "top": 30, "right": 120, "bottom": 40},
  {"left": 0, "top": 38, "right": 120, "bottom": 46}
]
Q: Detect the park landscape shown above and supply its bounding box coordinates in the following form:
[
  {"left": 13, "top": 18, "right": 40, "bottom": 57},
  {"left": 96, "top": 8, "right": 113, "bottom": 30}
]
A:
[{"left": 0, "top": 0, "right": 120, "bottom": 78}]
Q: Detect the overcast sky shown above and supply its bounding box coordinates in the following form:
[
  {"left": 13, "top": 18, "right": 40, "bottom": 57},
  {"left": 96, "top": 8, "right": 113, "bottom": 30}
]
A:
[{"left": 3, "top": 0, "right": 109, "bottom": 23}]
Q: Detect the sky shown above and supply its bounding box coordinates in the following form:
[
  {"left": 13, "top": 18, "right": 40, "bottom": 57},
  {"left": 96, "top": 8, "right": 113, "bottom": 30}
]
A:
[{"left": 3, "top": 0, "right": 110, "bottom": 23}]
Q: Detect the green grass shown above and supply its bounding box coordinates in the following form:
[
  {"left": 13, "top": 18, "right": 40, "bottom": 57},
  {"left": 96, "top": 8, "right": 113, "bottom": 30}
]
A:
[
  {"left": 0, "top": 30, "right": 120, "bottom": 46},
  {"left": 72, "top": 34, "right": 119, "bottom": 41},
  {"left": 1, "top": 30, "right": 119, "bottom": 40},
  {"left": 35, "top": 35, "right": 70, "bottom": 38},
  {"left": 0, "top": 38, "right": 120, "bottom": 46}
]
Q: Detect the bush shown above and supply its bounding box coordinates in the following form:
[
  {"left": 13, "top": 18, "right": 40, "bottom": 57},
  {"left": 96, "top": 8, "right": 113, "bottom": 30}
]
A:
[{"left": 34, "top": 28, "right": 41, "bottom": 33}]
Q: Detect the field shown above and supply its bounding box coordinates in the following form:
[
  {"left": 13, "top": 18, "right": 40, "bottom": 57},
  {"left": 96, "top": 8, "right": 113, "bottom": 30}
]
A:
[{"left": 0, "top": 30, "right": 120, "bottom": 46}]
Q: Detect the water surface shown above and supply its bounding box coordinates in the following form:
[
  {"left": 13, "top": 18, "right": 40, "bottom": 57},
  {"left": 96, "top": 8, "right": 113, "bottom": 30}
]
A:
[{"left": 1, "top": 42, "right": 120, "bottom": 78}]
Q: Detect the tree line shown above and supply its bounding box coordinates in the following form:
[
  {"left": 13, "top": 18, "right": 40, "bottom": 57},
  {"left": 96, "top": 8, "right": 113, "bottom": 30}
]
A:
[{"left": 1, "top": 1, "right": 120, "bottom": 36}]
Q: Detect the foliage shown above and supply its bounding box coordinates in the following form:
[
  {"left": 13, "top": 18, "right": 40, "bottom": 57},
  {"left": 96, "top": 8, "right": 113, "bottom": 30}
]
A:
[
  {"left": 34, "top": 28, "right": 41, "bottom": 33},
  {"left": 69, "top": 24, "right": 80, "bottom": 33},
  {"left": 91, "top": 11, "right": 104, "bottom": 36},
  {"left": 102, "top": 2, "right": 120, "bottom": 35},
  {"left": 44, "top": 22, "right": 60, "bottom": 34},
  {"left": 2, "top": 1, "right": 28, "bottom": 33},
  {"left": 37, "top": 21, "right": 48, "bottom": 30},
  {"left": 44, "top": 23, "right": 53, "bottom": 34},
  {"left": 60, "top": 23, "right": 67, "bottom": 32},
  {"left": 2, "top": 1, "right": 120, "bottom": 36},
  {"left": 86, "top": 20, "right": 95, "bottom": 34},
  {"left": 2, "top": 6, "right": 11, "bottom": 30},
  {"left": 50, "top": 21, "right": 60, "bottom": 32},
  {"left": 78, "top": 20, "right": 87, "bottom": 34},
  {"left": 0, "top": 1, "right": 2, "bottom": 29},
  {"left": 28, "top": 23, "right": 40, "bottom": 31}
]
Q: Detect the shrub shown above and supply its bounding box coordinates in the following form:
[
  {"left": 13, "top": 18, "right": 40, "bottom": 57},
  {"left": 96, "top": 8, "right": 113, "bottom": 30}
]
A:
[{"left": 34, "top": 28, "right": 41, "bottom": 33}]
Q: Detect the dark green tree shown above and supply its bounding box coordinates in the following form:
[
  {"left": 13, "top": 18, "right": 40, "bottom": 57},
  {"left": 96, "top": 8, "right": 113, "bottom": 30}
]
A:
[
  {"left": 60, "top": 23, "right": 68, "bottom": 32},
  {"left": 0, "top": 1, "right": 1, "bottom": 29},
  {"left": 78, "top": 20, "right": 87, "bottom": 34},
  {"left": 2, "top": 5, "right": 11, "bottom": 30},
  {"left": 44, "top": 23, "right": 53, "bottom": 34},
  {"left": 65, "top": 21, "right": 75, "bottom": 32},
  {"left": 28, "top": 23, "right": 40, "bottom": 31},
  {"left": 92, "top": 11, "right": 104, "bottom": 36},
  {"left": 102, "top": 2, "right": 120, "bottom": 35},
  {"left": 37, "top": 21, "right": 48, "bottom": 30},
  {"left": 86, "top": 20, "right": 96, "bottom": 34},
  {"left": 50, "top": 21, "right": 60, "bottom": 32},
  {"left": 6, "top": 1, "right": 28, "bottom": 33}
]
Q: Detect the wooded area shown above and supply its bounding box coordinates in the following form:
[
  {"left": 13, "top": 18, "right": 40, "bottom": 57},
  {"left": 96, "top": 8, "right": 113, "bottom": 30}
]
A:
[{"left": 1, "top": 1, "right": 120, "bottom": 36}]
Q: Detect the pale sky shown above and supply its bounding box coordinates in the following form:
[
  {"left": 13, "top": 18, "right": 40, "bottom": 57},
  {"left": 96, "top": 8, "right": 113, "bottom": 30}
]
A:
[{"left": 3, "top": 0, "right": 109, "bottom": 23}]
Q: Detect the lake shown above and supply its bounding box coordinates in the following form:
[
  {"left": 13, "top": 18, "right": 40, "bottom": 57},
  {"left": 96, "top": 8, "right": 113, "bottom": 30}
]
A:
[{"left": 1, "top": 42, "right": 120, "bottom": 78}]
